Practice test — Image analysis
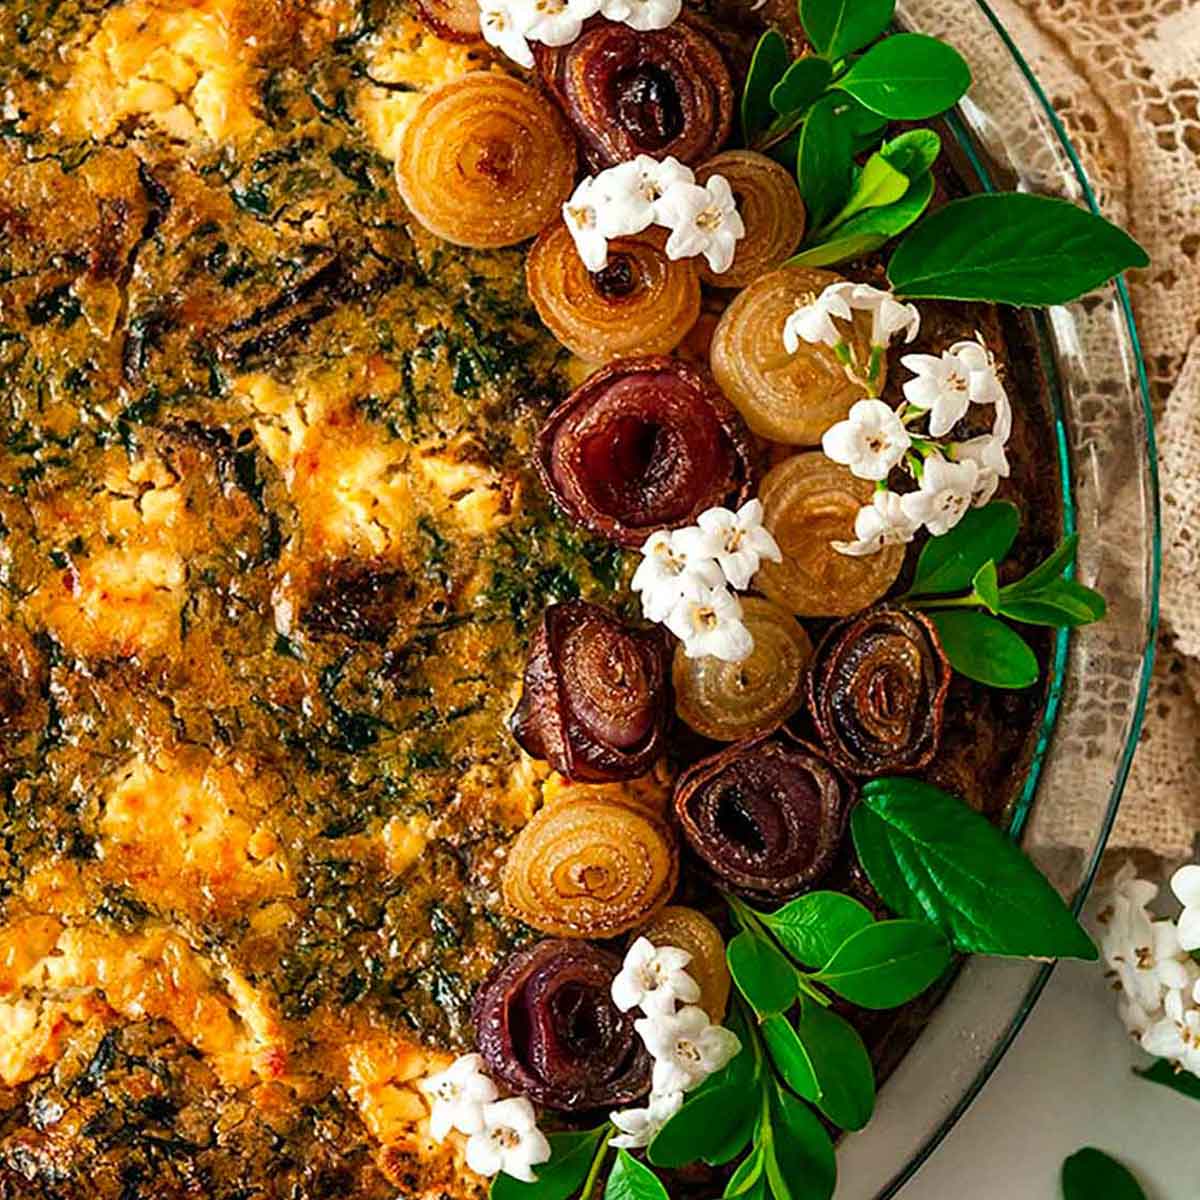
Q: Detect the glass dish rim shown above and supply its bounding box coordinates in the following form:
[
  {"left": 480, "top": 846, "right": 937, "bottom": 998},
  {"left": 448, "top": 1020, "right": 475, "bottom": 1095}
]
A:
[{"left": 875, "top": 2, "right": 1163, "bottom": 1193}]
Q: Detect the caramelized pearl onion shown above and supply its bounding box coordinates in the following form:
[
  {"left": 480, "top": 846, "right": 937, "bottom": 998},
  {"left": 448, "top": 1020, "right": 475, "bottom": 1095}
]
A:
[
  {"left": 414, "top": 0, "right": 481, "bottom": 40},
  {"left": 509, "top": 601, "right": 671, "bottom": 782},
  {"left": 527, "top": 224, "right": 701, "bottom": 362},
  {"left": 695, "top": 152, "right": 806, "bottom": 288},
  {"left": 534, "top": 19, "right": 734, "bottom": 170},
  {"left": 473, "top": 939, "right": 651, "bottom": 1109},
  {"left": 637, "top": 905, "right": 731, "bottom": 1022},
  {"left": 755, "top": 453, "right": 904, "bottom": 617},
  {"left": 808, "top": 606, "right": 950, "bottom": 776},
  {"left": 673, "top": 596, "right": 812, "bottom": 741},
  {"left": 394, "top": 73, "right": 575, "bottom": 249},
  {"left": 502, "top": 796, "right": 679, "bottom": 938},
  {"left": 536, "top": 356, "right": 755, "bottom": 546},
  {"left": 710, "top": 266, "right": 877, "bottom": 445},
  {"left": 673, "top": 733, "right": 851, "bottom": 901}
]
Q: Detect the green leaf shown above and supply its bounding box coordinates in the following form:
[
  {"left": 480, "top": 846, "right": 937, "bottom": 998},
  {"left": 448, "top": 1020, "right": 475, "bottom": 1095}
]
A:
[
  {"left": 833, "top": 34, "right": 970, "bottom": 119},
  {"left": 724, "top": 1146, "right": 766, "bottom": 1199},
  {"left": 763, "top": 1085, "right": 837, "bottom": 1200},
  {"left": 742, "top": 31, "right": 791, "bottom": 142},
  {"left": 1002, "top": 534, "right": 1078, "bottom": 597},
  {"left": 769, "top": 57, "right": 833, "bottom": 116},
  {"left": 815, "top": 919, "right": 951, "bottom": 1008},
  {"left": 791, "top": 1003, "right": 875, "bottom": 1130},
  {"left": 606, "top": 1151, "right": 669, "bottom": 1200},
  {"left": 878, "top": 128, "right": 941, "bottom": 179},
  {"left": 797, "top": 94, "right": 855, "bottom": 229},
  {"left": 852, "top": 777, "right": 1099, "bottom": 960},
  {"left": 972, "top": 560, "right": 1001, "bottom": 612},
  {"left": 889, "top": 193, "right": 1150, "bottom": 304},
  {"left": 761, "top": 891, "right": 874, "bottom": 967},
  {"left": 766, "top": 130, "right": 802, "bottom": 169},
  {"left": 649, "top": 1084, "right": 754, "bottom": 1168},
  {"left": 1061, "top": 1149, "right": 1146, "bottom": 1200},
  {"left": 705, "top": 1000, "right": 757, "bottom": 1093},
  {"left": 491, "top": 1128, "right": 606, "bottom": 1200},
  {"left": 998, "top": 578, "right": 1106, "bottom": 627},
  {"left": 799, "top": 0, "right": 894, "bottom": 58},
  {"left": 760, "top": 1015, "right": 818, "bottom": 1102},
  {"left": 820, "top": 154, "right": 909, "bottom": 231},
  {"left": 727, "top": 930, "right": 798, "bottom": 1017},
  {"left": 1135, "top": 1058, "right": 1200, "bottom": 1102},
  {"left": 908, "top": 501, "right": 1020, "bottom": 595},
  {"left": 928, "top": 610, "right": 1040, "bottom": 688}
]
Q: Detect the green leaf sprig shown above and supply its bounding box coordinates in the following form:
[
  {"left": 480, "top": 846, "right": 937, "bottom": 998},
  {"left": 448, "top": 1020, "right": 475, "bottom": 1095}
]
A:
[
  {"left": 1061, "top": 1148, "right": 1147, "bottom": 1200},
  {"left": 1135, "top": 1057, "right": 1200, "bottom": 1102},
  {"left": 899, "top": 500, "right": 1106, "bottom": 688}
]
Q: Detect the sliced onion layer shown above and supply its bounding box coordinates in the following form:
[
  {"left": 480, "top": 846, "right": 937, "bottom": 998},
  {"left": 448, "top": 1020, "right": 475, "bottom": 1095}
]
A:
[
  {"left": 755, "top": 452, "right": 904, "bottom": 616},
  {"left": 534, "top": 18, "right": 733, "bottom": 170},
  {"left": 414, "top": 0, "right": 482, "bottom": 40},
  {"left": 502, "top": 795, "right": 679, "bottom": 938},
  {"left": 673, "top": 596, "right": 812, "bottom": 741},
  {"left": 673, "top": 732, "right": 851, "bottom": 901},
  {"left": 695, "top": 152, "right": 806, "bottom": 288},
  {"left": 536, "top": 355, "right": 755, "bottom": 546},
  {"left": 710, "top": 266, "right": 878, "bottom": 445},
  {"left": 637, "top": 905, "right": 731, "bottom": 1022},
  {"left": 808, "top": 606, "right": 950, "bottom": 776},
  {"left": 394, "top": 72, "right": 575, "bottom": 248},
  {"left": 473, "top": 939, "right": 651, "bottom": 1109},
  {"left": 509, "top": 600, "right": 671, "bottom": 782},
  {"left": 527, "top": 224, "right": 701, "bottom": 363}
]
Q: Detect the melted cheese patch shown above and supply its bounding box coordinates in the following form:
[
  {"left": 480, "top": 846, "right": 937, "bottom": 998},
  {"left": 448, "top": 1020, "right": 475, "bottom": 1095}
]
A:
[
  {"left": 414, "top": 436, "right": 518, "bottom": 536},
  {"left": 60, "top": 0, "right": 260, "bottom": 145},
  {"left": 0, "top": 994, "right": 108, "bottom": 1087}
]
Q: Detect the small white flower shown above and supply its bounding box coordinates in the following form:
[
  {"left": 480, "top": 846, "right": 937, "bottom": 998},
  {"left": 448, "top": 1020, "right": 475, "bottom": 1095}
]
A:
[
  {"left": 832, "top": 489, "right": 919, "bottom": 557},
  {"left": 695, "top": 499, "right": 782, "bottom": 590},
  {"left": 1142, "top": 1006, "right": 1200, "bottom": 1077},
  {"left": 591, "top": 157, "right": 660, "bottom": 237},
  {"left": 635, "top": 1005, "right": 742, "bottom": 1095},
  {"left": 900, "top": 455, "right": 978, "bottom": 537},
  {"left": 422, "top": 1054, "right": 499, "bottom": 1143},
  {"left": 599, "top": 0, "right": 681, "bottom": 30},
  {"left": 465, "top": 1098, "right": 551, "bottom": 1183},
  {"left": 524, "top": 0, "right": 601, "bottom": 45},
  {"left": 900, "top": 338, "right": 1005, "bottom": 438},
  {"left": 612, "top": 937, "right": 701, "bottom": 1015},
  {"left": 631, "top": 529, "right": 723, "bottom": 623},
  {"left": 951, "top": 432, "right": 1010, "bottom": 506},
  {"left": 821, "top": 399, "right": 912, "bottom": 482},
  {"left": 656, "top": 175, "right": 745, "bottom": 275},
  {"left": 1172, "top": 865, "right": 1200, "bottom": 952},
  {"left": 783, "top": 282, "right": 854, "bottom": 351},
  {"left": 845, "top": 283, "right": 920, "bottom": 348},
  {"left": 562, "top": 177, "right": 609, "bottom": 271},
  {"left": 479, "top": 0, "right": 536, "bottom": 67},
  {"left": 609, "top": 1090, "right": 684, "bottom": 1149},
  {"left": 664, "top": 581, "right": 753, "bottom": 664}
]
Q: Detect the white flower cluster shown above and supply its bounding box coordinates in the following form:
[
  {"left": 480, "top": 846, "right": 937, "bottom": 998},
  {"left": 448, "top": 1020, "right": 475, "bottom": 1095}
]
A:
[
  {"left": 423, "top": 1054, "right": 551, "bottom": 1182},
  {"left": 563, "top": 156, "right": 745, "bottom": 274},
  {"left": 608, "top": 938, "right": 742, "bottom": 1149},
  {"left": 784, "top": 284, "right": 1013, "bottom": 558},
  {"left": 1097, "top": 863, "right": 1200, "bottom": 1075},
  {"left": 480, "top": 0, "right": 681, "bottom": 69},
  {"left": 631, "top": 501, "right": 781, "bottom": 664}
]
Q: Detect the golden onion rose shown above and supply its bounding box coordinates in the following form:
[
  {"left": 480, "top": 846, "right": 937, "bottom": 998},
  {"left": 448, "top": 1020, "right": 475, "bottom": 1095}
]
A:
[
  {"left": 503, "top": 796, "right": 678, "bottom": 938},
  {"left": 394, "top": 72, "right": 576, "bottom": 248},
  {"left": 673, "top": 596, "right": 813, "bottom": 741},
  {"left": 710, "top": 266, "right": 879, "bottom": 445},
  {"left": 414, "top": 0, "right": 481, "bottom": 39},
  {"left": 527, "top": 224, "right": 701, "bottom": 362},
  {"left": 637, "top": 905, "right": 731, "bottom": 1022},
  {"left": 695, "top": 152, "right": 806, "bottom": 289},
  {"left": 754, "top": 453, "right": 905, "bottom": 616}
]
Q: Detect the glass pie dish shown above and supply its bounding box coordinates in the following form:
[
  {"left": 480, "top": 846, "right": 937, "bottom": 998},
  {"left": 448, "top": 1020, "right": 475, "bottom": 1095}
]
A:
[{"left": 833, "top": 1, "right": 1161, "bottom": 1195}]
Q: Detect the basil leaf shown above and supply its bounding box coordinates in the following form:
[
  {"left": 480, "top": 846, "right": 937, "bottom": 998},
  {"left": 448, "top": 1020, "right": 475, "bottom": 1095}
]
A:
[
  {"left": 491, "top": 1128, "right": 606, "bottom": 1200},
  {"left": 606, "top": 1150, "right": 669, "bottom": 1200},
  {"left": 814, "top": 919, "right": 951, "bottom": 1008},
  {"left": 972, "top": 560, "right": 1001, "bottom": 612},
  {"left": 742, "top": 31, "right": 790, "bottom": 142},
  {"left": 724, "top": 1146, "right": 766, "bottom": 1199},
  {"left": 908, "top": 501, "right": 1020, "bottom": 595},
  {"left": 764, "top": 1084, "right": 837, "bottom": 1200},
  {"left": 798, "top": 94, "right": 854, "bottom": 229},
  {"left": 760, "top": 1014, "right": 818, "bottom": 1102},
  {"left": 889, "top": 193, "right": 1150, "bottom": 304},
  {"left": 770, "top": 57, "right": 832, "bottom": 116},
  {"left": 792, "top": 1003, "right": 875, "bottom": 1130},
  {"left": 648, "top": 1084, "right": 754, "bottom": 1168},
  {"left": 879, "top": 128, "right": 941, "bottom": 179},
  {"left": 1002, "top": 534, "right": 1078, "bottom": 596},
  {"left": 760, "top": 891, "right": 874, "bottom": 967},
  {"left": 727, "top": 930, "right": 798, "bottom": 1016},
  {"left": 998, "top": 578, "right": 1106, "bottom": 627},
  {"left": 852, "top": 777, "right": 1099, "bottom": 960},
  {"left": 799, "top": 0, "right": 894, "bottom": 59},
  {"left": 1135, "top": 1058, "right": 1200, "bottom": 1102},
  {"left": 1061, "top": 1149, "right": 1146, "bottom": 1200},
  {"left": 928, "top": 610, "right": 1040, "bottom": 688},
  {"left": 834, "top": 34, "right": 970, "bottom": 119},
  {"left": 820, "top": 154, "right": 909, "bottom": 232},
  {"left": 849, "top": 101, "right": 889, "bottom": 152}
]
